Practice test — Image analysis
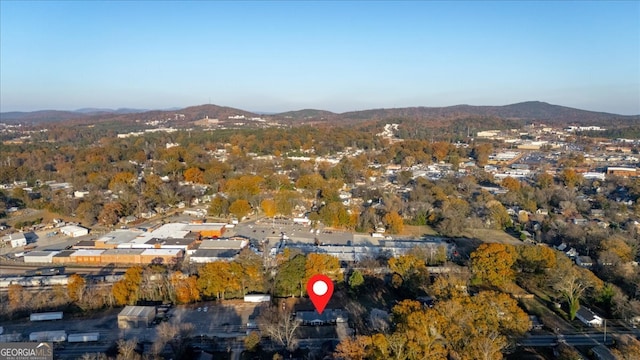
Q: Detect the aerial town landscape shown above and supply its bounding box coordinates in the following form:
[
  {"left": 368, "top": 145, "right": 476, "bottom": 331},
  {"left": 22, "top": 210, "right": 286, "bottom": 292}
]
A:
[{"left": 1, "top": 1, "right": 639, "bottom": 360}]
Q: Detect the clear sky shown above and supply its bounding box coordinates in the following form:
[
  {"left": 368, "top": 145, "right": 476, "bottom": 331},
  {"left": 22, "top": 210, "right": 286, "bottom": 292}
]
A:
[{"left": 1, "top": 1, "right": 639, "bottom": 114}]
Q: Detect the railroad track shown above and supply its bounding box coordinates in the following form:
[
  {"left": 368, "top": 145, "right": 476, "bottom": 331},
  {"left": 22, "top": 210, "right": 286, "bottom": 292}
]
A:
[{"left": 0, "top": 262, "right": 130, "bottom": 275}]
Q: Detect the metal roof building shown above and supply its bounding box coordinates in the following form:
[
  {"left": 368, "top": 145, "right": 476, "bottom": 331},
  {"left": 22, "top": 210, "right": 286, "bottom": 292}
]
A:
[{"left": 117, "top": 306, "right": 156, "bottom": 329}]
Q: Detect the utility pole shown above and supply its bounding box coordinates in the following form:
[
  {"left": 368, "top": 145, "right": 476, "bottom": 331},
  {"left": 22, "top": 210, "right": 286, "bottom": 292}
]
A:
[{"left": 603, "top": 318, "right": 606, "bottom": 343}]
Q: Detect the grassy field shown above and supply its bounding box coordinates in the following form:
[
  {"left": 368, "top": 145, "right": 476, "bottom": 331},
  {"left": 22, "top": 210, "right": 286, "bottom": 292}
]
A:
[
  {"left": 403, "top": 224, "right": 439, "bottom": 237},
  {"left": 463, "top": 228, "right": 521, "bottom": 245}
]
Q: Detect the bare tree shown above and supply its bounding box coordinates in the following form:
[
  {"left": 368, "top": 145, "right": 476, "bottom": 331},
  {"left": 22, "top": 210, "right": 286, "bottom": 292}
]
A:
[
  {"left": 152, "top": 322, "right": 194, "bottom": 359},
  {"left": 79, "top": 354, "right": 108, "bottom": 360},
  {"left": 116, "top": 338, "right": 140, "bottom": 360},
  {"left": 552, "top": 265, "right": 590, "bottom": 320},
  {"left": 258, "top": 304, "right": 301, "bottom": 352}
]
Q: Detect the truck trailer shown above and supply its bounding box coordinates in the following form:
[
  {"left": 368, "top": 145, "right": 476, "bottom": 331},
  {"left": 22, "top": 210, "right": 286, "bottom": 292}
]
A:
[
  {"left": 30, "top": 312, "right": 63, "bottom": 321},
  {"left": 67, "top": 332, "right": 99, "bottom": 343}
]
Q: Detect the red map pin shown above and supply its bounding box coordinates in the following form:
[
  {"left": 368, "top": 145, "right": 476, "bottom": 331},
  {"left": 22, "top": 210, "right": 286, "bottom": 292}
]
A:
[{"left": 307, "top": 274, "right": 334, "bottom": 314}]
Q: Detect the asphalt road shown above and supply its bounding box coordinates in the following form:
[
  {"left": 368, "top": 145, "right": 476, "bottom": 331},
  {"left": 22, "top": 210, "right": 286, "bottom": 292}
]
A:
[{"left": 519, "top": 333, "right": 619, "bottom": 347}]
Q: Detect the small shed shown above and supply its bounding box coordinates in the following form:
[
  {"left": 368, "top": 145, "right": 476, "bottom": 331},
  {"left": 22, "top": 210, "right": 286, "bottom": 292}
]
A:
[{"left": 118, "top": 306, "right": 156, "bottom": 329}]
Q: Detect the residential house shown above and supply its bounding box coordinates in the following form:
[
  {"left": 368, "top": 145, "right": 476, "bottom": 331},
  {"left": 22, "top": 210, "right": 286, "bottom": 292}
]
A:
[
  {"left": 576, "top": 256, "right": 594, "bottom": 268},
  {"left": 576, "top": 307, "right": 603, "bottom": 327},
  {"left": 295, "top": 309, "right": 347, "bottom": 326}
]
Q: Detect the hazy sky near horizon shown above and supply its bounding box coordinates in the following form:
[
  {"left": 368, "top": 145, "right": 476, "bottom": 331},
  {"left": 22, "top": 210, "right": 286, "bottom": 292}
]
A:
[{"left": 1, "top": 1, "right": 639, "bottom": 114}]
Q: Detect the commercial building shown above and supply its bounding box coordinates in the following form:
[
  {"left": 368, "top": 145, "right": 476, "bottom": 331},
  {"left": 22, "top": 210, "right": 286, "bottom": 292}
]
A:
[
  {"left": 184, "top": 222, "right": 226, "bottom": 238},
  {"left": 607, "top": 167, "right": 638, "bottom": 177},
  {"left": 60, "top": 225, "right": 89, "bottom": 237},
  {"left": 23, "top": 251, "right": 59, "bottom": 264},
  {"left": 100, "top": 248, "right": 145, "bottom": 264},
  {"left": 2, "top": 233, "right": 26, "bottom": 248},
  {"left": 140, "top": 248, "right": 184, "bottom": 264},
  {"left": 69, "top": 249, "right": 105, "bottom": 264},
  {"left": 118, "top": 306, "right": 156, "bottom": 329}
]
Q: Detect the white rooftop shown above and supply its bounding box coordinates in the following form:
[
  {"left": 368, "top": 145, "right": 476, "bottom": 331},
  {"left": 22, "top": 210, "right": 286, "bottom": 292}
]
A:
[
  {"left": 149, "top": 223, "right": 189, "bottom": 239},
  {"left": 200, "top": 239, "right": 247, "bottom": 250},
  {"left": 141, "top": 248, "right": 182, "bottom": 256},
  {"left": 96, "top": 230, "right": 141, "bottom": 244},
  {"left": 184, "top": 223, "right": 226, "bottom": 231},
  {"left": 60, "top": 225, "right": 88, "bottom": 233},
  {"left": 70, "top": 249, "right": 105, "bottom": 257},
  {"left": 24, "top": 250, "right": 60, "bottom": 257}
]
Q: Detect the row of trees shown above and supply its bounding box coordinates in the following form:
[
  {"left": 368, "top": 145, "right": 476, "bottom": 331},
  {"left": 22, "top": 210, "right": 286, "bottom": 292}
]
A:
[{"left": 335, "top": 291, "right": 530, "bottom": 360}]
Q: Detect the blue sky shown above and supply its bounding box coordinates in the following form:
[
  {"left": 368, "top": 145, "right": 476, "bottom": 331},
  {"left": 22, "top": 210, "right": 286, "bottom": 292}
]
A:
[{"left": 1, "top": 1, "right": 639, "bottom": 114}]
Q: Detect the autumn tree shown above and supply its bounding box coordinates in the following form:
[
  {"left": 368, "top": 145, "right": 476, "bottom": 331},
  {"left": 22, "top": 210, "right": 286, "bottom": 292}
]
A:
[
  {"left": 383, "top": 211, "right": 404, "bottom": 234},
  {"left": 318, "top": 202, "right": 350, "bottom": 228},
  {"left": 485, "top": 200, "right": 512, "bottom": 230},
  {"left": 599, "top": 236, "right": 634, "bottom": 264},
  {"left": 429, "top": 266, "right": 471, "bottom": 300},
  {"left": 432, "top": 141, "right": 451, "bottom": 162},
  {"left": 388, "top": 254, "right": 429, "bottom": 292},
  {"left": 470, "top": 243, "right": 517, "bottom": 287},
  {"left": 109, "top": 172, "right": 136, "bottom": 192},
  {"left": 501, "top": 177, "right": 521, "bottom": 192},
  {"left": 516, "top": 245, "right": 557, "bottom": 274},
  {"left": 274, "top": 189, "right": 300, "bottom": 217},
  {"left": 235, "top": 248, "right": 266, "bottom": 295},
  {"left": 224, "top": 175, "right": 264, "bottom": 200},
  {"left": 98, "top": 202, "right": 124, "bottom": 226},
  {"left": 75, "top": 201, "right": 100, "bottom": 225},
  {"left": 612, "top": 334, "right": 640, "bottom": 360},
  {"left": 208, "top": 195, "right": 230, "bottom": 217},
  {"left": 244, "top": 331, "right": 261, "bottom": 352},
  {"left": 170, "top": 271, "right": 200, "bottom": 304},
  {"left": 229, "top": 199, "right": 252, "bottom": 220},
  {"left": 305, "top": 253, "right": 341, "bottom": 285},
  {"left": 536, "top": 172, "right": 554, "bottom": 189},
  {"left": 334, "top": 335, "right": 373, "bottom": 360},
  {"left": 472, "top": 143, "right": 492, "bottom": 166},
  {"left": 67, "top": 274, "right": 86, "bottom": 302},
  {"left": 183, "top": 167, "right": 204, "bottom": 184},
  {"left": 112, "top": 266, "right": 143, "bottom": 306},
  {"left": 197, "top": 261, "right": 241, "bottom": 299},
  {"left": 560, "top": 168, "right": 582, "bottom": 188},
  {"left": 261, "top": 198, "right": 277, "bottom": 218}
]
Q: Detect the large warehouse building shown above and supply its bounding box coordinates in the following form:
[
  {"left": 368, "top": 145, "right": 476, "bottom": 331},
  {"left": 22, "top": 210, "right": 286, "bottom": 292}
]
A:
[{"left": 117, "top": 306, "right": 156, "bottom": 329}]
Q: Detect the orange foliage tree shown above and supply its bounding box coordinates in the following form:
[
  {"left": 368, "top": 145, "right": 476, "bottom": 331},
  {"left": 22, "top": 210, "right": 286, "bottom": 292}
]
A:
[
  {"left": 183, "top": 167, "right": 205, "bottom": 184},
  {"left": 113, "top": 266, "right": 143, "bottom": 306},
  {"left": 383, "top": 211, "right": 404, "bottom": 234},
  {"left": 305, "top": 253, "right": 341, "bottom": 285},
  {"left": 470, "top": 243, "right": 517, "bottom": 287},
  {"left": 67, "top": 274, "right": 86, "bottom": 302},
  {"left": 261, "top": 199, "right": 277, "bottom": 218},
  {"left": 170, "top": 272, "right": 200, "bottom": 304}
]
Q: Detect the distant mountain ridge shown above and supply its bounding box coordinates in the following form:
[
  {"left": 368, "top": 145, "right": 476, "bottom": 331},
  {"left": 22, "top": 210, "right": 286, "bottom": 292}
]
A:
[
  {"left": 1, "top": 101, "right": 638, "bottom": 125},
  {"left": 337, "top": 101, "right": 639, "bottom": 124}
]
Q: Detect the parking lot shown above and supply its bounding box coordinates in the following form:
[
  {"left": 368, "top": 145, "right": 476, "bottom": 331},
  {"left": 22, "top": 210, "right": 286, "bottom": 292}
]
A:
[{"left": 170, "top": 300, "right": 262, "bottom": 337}]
